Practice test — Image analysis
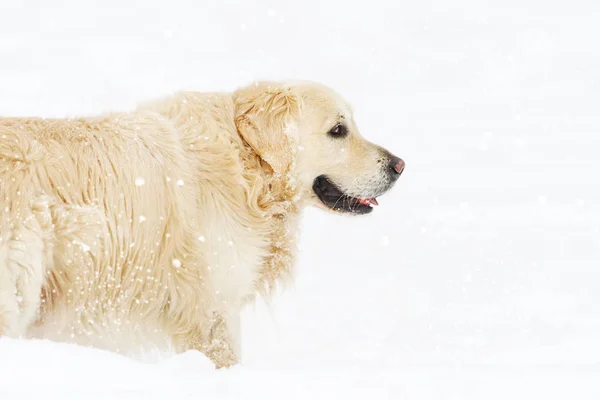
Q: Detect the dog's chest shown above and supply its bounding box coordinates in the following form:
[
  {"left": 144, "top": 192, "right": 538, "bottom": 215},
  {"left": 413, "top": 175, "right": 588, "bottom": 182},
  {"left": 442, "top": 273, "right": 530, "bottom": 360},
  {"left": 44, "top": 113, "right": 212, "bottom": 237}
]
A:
[{"left": 201, "top": 219, "right": 268, "bottom": 305}]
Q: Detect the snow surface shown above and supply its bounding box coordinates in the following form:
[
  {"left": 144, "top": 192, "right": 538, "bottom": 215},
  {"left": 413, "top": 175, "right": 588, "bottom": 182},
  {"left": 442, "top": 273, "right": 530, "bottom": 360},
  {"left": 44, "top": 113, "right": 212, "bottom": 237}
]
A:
[{"left": 1, "top": 0, "right": 599, "bottom": 399}]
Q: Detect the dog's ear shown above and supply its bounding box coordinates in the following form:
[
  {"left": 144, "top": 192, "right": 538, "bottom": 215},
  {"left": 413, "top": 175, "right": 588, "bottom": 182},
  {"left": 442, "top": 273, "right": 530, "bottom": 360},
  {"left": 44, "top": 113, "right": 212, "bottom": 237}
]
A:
[{"left": 233, "top": 82, "right": 301, "bottom": 174}]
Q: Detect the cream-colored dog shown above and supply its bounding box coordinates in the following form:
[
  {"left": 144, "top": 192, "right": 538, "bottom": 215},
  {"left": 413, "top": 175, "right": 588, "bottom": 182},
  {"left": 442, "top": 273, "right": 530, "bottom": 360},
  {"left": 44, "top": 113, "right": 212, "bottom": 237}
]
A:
[{"left": 0, "top": 81, "right": 404, "bottom": 367}]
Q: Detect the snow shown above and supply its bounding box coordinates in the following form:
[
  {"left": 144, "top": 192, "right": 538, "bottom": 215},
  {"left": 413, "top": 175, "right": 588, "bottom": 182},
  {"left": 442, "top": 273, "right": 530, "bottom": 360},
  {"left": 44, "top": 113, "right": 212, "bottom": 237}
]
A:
[{"left": 1, "top": 0, "right": 599, "bottom": 399}]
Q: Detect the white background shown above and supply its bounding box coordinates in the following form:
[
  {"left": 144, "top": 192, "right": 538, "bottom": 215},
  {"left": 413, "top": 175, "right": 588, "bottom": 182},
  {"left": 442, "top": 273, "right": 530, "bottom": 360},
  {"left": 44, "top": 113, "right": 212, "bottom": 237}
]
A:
[{"left": 0, "top": 0, "right": 599, "bottom": 399}]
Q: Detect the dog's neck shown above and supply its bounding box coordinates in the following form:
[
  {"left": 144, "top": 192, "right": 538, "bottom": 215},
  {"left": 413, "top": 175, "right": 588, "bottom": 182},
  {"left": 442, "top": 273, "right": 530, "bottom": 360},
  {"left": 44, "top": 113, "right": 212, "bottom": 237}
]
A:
[
  {"left": 139, "top": 91, "right": 303, "bottom": 297},
  {"left": 232, "top": 107, "right": 303, "bottom": 298}
]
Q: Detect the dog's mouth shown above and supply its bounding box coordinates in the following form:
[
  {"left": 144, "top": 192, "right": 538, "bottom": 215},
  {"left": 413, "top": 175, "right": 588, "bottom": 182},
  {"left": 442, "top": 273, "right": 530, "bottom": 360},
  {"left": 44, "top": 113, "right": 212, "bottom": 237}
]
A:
[{"left": 312, "top": 175, "right": 379, "bottom": 215}]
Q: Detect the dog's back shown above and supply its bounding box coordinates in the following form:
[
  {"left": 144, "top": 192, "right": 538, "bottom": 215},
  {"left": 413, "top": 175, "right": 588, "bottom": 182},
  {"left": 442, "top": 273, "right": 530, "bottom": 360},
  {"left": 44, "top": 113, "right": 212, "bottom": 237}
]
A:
[{"left": 0, "top": 113, "right": 203, "bottom": 347}]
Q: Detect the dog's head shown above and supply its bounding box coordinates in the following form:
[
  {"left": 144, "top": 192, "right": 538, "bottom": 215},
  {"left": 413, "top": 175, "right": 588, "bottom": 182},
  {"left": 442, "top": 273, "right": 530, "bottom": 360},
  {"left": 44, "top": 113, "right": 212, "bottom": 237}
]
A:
[{"left": 233, "top": 81, "right": 404, "bottom": 215}]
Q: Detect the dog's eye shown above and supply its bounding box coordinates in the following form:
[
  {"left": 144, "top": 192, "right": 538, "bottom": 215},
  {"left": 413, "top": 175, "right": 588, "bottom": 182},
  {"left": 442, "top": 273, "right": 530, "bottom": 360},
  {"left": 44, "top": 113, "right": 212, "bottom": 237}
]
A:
[{"left": 328, "top": 124, "right": 348, "bottom": 138}]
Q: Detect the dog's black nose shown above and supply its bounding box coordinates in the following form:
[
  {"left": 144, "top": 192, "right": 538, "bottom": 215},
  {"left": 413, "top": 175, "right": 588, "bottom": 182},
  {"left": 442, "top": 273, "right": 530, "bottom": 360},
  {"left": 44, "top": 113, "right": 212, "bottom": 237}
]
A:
[{"left": 388, "top": 155, "right": 405, "bottom": 180}]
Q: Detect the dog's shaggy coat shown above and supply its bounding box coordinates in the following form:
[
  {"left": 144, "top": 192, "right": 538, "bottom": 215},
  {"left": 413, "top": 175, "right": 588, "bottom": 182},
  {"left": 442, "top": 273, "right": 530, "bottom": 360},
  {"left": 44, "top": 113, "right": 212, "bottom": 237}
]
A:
[{"left": 0, "top": 81, "right": 402, "bottom": 367}]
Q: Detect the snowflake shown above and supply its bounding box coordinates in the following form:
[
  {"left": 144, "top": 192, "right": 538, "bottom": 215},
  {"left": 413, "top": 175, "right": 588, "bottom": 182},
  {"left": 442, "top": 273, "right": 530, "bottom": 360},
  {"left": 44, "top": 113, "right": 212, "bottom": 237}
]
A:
[
  {"left": 73, "top": 240, "right": 91, "bottom": 253},
  {"left": 135, "top": 177, "right": 145, "bottom": 186}
]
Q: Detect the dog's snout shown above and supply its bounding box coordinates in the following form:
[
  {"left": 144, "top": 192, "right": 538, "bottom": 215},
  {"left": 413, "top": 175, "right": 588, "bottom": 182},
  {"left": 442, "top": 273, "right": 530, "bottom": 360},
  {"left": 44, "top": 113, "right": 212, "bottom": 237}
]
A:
[{"left": 387, "top": 155, "right": 405, "bottom": 180}]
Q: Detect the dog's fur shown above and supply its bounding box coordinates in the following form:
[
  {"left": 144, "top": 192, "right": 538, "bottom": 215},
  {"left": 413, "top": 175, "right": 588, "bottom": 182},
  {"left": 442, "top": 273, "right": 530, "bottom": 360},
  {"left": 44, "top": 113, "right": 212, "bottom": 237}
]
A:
[{"left": 0, "top": 81, "right": 401, "bottom": 367}]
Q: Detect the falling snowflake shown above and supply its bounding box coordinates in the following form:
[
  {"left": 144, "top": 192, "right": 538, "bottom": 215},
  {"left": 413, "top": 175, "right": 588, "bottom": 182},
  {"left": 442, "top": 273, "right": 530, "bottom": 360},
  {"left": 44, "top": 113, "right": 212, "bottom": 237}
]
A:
[
  {"left": 198, "top": 236, "right": 205, "bottom": 242},
  {"left": 176, "top": 179, "right": 185, "bottom": 186},
  {"left": 139, "top": 215, "right": 146, "bottom": 223},
  {"left": 73, "top": 240, "right": 91, "bottom": 253},
  {"left": 135, "top": 177, "right": 145, "bottom": 186},
  {"left": 172, "top": 258, "right": 182, "bottom": 268}
]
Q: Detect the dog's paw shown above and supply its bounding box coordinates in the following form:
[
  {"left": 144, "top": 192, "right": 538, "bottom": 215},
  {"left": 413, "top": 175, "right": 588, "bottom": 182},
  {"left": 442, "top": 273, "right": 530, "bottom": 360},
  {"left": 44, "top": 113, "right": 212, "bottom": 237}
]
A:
[{"left": 204, "top": 338, "right": 238, "bottom": 369}]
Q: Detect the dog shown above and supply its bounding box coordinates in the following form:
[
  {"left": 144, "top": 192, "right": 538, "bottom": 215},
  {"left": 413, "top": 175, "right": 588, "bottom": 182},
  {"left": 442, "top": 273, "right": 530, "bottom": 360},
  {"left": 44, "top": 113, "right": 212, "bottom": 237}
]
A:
[{"left": 0, "top": 81, "right": 404, "bottom": 367}]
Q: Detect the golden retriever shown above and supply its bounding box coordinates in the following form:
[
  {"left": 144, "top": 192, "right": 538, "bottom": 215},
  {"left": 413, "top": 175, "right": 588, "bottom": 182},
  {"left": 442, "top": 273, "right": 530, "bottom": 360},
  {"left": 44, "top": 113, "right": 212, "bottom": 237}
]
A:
[{"left": 0, "top": 81, "right": 404, "bottom": 367}]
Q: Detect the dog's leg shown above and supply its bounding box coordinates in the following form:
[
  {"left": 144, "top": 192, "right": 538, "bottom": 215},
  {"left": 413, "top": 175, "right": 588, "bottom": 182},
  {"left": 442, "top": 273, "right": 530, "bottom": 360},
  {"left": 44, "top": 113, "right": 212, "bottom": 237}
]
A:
[
  {"left": 205, "top": 310, "right": 241, "bottom": 368},
  {"left": 174, "top": 309, "right": 241, "bottom": 369},
  {"left": 0, "top": 204, "right": 49, "bottom": 337}
]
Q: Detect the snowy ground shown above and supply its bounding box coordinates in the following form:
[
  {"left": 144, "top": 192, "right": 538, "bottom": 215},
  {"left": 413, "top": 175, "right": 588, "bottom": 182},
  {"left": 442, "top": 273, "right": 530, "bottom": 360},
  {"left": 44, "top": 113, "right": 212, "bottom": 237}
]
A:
[{"left": 1, "top": 1, "right": 599, "bottom": 399}]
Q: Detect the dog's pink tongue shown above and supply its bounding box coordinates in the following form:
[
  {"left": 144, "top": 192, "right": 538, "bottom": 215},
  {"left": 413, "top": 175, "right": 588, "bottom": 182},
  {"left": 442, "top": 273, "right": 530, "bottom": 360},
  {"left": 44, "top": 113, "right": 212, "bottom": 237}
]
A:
[{"left": 359, "top": 198, "right": 378, "bottom": 206}]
